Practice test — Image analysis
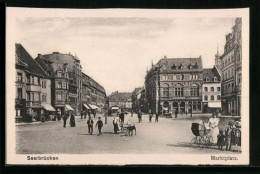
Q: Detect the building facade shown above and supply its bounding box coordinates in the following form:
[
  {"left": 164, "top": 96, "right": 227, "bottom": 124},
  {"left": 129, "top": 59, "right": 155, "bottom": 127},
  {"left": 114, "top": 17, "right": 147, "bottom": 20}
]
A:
[
  {"left": 37, "top": 52, "right": 82, "bottom": 115},
  {"left": 202, "top": 66, "right": 221, "bottom": 113},
  {"left": 145, "top": 56, "right": 203, "bottom": 115},
  {"left": 16, "top": 44, "right": 53, "bottom": 121},
  {"left": 108, "top": 92, "right": 132, "bottom": 112},
  {"left": 219, "top": 18, "right": 242, "bottom": 116}
]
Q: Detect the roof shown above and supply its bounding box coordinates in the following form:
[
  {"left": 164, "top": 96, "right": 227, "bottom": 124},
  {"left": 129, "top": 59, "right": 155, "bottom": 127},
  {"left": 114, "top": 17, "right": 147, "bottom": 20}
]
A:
[
  {"left": 156, "top": 57, "right": 203, "bottom": 71},
  {"left": 16, "top": 43, "right": 50, "bottom": 78},
  {"left": 109, "top": 92, "right": 132, "bottom": 102},
  {"left": 202, "top": 67, "right": 221, "bottom": 83}
]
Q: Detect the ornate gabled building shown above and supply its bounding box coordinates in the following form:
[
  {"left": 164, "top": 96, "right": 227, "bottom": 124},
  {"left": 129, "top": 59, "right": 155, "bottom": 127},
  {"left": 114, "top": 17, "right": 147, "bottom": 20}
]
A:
[
  {"left": 145, "top": 56, "right": 203, "bottom": 115},
  {"left": 219, "top": 18, "right": 242, "bottom": 116},
  {"left": 36, "top": 52, "right": 82, "bottom": 115},
  {"left": 16, "top": 44, "right": 53, "bottom": 122},
  {"left": 108, "top": 92, "right": 132, "bottom": 112}
]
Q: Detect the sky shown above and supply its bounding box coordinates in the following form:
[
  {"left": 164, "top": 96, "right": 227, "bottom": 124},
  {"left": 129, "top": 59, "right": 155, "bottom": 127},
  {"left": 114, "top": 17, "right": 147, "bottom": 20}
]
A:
[{"left": 15, "top": 16, "right": 235, "bottom": 95}]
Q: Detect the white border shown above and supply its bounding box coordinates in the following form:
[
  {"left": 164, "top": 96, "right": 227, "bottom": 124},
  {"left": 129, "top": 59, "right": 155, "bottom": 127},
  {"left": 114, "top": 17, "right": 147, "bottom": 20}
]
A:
[{"left": 6, "top": 8, "right": 249, "bottom": 165}]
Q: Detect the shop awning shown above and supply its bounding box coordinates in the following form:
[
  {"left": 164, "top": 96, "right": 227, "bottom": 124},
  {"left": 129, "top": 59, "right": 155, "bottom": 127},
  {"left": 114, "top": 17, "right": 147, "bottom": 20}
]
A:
[
  {"left": 83, "top": 104, "right": 91, "bottom": 109},
  {"left": 89, "top": 104, "right": 99, "bottom": 109},
  {"left": 42, "top": 103, "right": 56, "bottom": 111},
  {"left": 65, "top": 104, "right": 74, "bottom": 111},
  {"left": 208, "top": 102, "right": 221, "bottom": 108},
  {"left": 112, "top": 106, "right": 120, "bottom": 110}
]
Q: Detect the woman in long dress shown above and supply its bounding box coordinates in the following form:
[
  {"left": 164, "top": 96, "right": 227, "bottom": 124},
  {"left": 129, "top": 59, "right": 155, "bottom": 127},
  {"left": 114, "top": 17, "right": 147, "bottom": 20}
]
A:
[
  {"left": 208, "top": 114, "right": 220, "bottom": 144},
  {"left": 70, "top": 112, "right": 76, "bottom": 127}
]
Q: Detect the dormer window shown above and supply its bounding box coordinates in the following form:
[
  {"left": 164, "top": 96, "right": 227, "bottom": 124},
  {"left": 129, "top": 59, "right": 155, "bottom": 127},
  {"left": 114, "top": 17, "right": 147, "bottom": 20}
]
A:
[
  {"left": 57, "top": 71, "right": 62, "bottom": 77},
  {"left": 189, "top": 63, "right": 193, "bottom": 69},
  {"left": 214, "top": 77, "right": 218, "bottom": 82},
  {"left": 171, "top": 64, "right": 177, "bottom": 70},
  {"left": 194, "top": 63, "right": 199, "bottom": 69},
  {"left": 179, "top": 63, "right": 184, "bottom": 70},
  {"left": 206, "top": 77, "right": 209, "bottom": 82}
]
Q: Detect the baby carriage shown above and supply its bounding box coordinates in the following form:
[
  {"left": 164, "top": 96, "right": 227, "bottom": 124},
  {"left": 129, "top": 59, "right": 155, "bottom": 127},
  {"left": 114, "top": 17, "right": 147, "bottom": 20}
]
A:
[{"left": 191, "top": 122, "right": 213, "bottom": 148}]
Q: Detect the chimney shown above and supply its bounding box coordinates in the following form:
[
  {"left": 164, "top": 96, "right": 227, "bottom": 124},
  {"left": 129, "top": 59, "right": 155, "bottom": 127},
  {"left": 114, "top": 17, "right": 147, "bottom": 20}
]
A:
[{"left": 38, "top": 54, "right": 41, "bottom": 57}]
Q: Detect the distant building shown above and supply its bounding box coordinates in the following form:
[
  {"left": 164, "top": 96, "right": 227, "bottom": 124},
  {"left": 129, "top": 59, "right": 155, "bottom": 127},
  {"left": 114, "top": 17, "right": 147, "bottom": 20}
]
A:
[
  {"left": 108, "top": 92, "right": 132, "bottom": 112},
  {"left": 145, "top": 56, "right": 203, "bottom": 115},
  {"left": 131, "top": 87, "right": 142, "bottom": 113},
  {"left": 219, "top": 18, "right": 242, "bottom": 116},
  {"left": 15, "top": 44, "right": 54, "bottom": 122},
  {"left": 202, "top": 66, "right": 221, "bottom": 113}
]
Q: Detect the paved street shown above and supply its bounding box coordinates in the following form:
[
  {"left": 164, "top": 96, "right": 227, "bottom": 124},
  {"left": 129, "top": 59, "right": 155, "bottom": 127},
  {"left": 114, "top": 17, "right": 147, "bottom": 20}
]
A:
[{"left": 16, "top": 114, "right": 241, "bottom": 154}]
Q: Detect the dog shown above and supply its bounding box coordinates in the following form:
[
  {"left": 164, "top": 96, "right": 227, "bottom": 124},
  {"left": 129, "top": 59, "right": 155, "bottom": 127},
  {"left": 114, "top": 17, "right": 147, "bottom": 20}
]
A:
[{"left": 126, "top": 124, "right": 136, "bottom": 136}]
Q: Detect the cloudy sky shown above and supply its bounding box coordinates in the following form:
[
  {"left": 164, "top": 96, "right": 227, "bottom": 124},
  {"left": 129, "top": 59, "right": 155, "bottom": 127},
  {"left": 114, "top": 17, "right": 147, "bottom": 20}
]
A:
[{"left": 15, "top": 16, "right": 235, "bottom": 95}]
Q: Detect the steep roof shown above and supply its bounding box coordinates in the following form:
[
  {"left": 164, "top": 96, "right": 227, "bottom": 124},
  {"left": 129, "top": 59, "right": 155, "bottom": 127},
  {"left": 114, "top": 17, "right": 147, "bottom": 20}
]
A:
[
  {"left": 202, "top": 67, "right": 221, "bottom": 83},
  {"left": 156, "top": 57, "right": 203, "bottom": 72},
  {"left": 16, "top": 43, "right": 50, "bottom": 78},
  {"left": 109, "top": 92, "right": 132, "bottom": 102}
]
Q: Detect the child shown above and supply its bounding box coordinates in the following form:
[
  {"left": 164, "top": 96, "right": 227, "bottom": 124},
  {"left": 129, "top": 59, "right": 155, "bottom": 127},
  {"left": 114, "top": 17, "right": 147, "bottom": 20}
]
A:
[
  {"left": 217, "top": 130, "right": 225, "bottom": 150},
  {"left": 225, "top": 121, "right": 234, "bottom": 151},
  {"left": 96, "top": 117, "right": 103, "bottom": 135}
]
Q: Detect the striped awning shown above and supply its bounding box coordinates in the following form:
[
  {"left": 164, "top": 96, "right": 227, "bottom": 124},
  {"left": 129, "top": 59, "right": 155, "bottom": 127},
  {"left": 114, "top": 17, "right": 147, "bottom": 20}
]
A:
[
  {"left": 83, "top": 104, "right": 91, "bottom": 109},
  {"left": 65, "top": 104, "right": 74, "bottom": 111},
  {"left": 42, "top": 103, "right": 56, "bottom": 111},
  {"left": 89, "top": 104, "right": 99, "bottom": 109}
]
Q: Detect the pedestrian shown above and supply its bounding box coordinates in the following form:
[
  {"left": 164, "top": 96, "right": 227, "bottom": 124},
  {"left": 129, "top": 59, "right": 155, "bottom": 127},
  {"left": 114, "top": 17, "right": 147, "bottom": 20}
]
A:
[
  {"left": 175, "top": 109, "right": 178, "bottom": 118},
  {"left": 113, "top": 116, "right": 119, "bottom": 134},
  {"left": 88, "top": 110, "right": 91, "bottom": 118},
  {"left": 70, "top": 112, "right": 76, "bottom": 127},
  {"left": 138, "top": 110, "right": 142, "bottom": 123},
  {"left": 81, "top": 110, "right": 83, "bottom": 119},
  {"left": 190, "top": 105, "right": 193, "bottom": 118},
  {"left": 149, "top": 110, "right": 152, "bottom": 122},
  {"left": 57, "top": 109, "right": 61, "bottom": 121},
  {"left": 120, "top": 111, "right": 125, "bottom": 124},
  {"left": 155, "top": 113, "right": 159, "bottom": 123},
  {"left": 87, "top": 117, "right": 94, "bottom": 135},
  {"left": 131, "top": 110, "right": 133, "bottom": 117},
  {"left": 62, "top": 112, "right": 68, "bottom": 128},
  {"left": 96, "top": 117, "right": 103, "bottom": 135},
  {"left": 28, "top": 113, "right": 33, "bottom": 124},
  {"left": 93, "top": 110, "right": 96, "bottom": 119}
]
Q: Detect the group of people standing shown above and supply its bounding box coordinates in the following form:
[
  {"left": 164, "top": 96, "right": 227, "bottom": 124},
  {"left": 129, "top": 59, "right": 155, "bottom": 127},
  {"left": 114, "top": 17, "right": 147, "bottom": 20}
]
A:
[
  {"left": 112, "top": 111, "right": 125, "bottom": 134},
  {"left": 62, "top": 111, "right": 76, "bottom": 128},
  {"left": 80, "top": 110, "right": 96, "bottom": 119},
  {"left": 87, "top": 116, "right": 103, "bottom": 135}
]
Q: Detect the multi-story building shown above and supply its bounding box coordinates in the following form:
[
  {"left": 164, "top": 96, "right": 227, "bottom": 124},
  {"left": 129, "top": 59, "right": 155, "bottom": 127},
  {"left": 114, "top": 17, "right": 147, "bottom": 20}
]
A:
[
  {"left": 108, "top": 92, "right": 132, "bottom": 112},
  {"left": 35, "top": 56, "right": 71, "bottom": 116},
  {"left": 16, "top": 44, "right": 53, "bottom": 121},
  {"left": 219, "top": 18, "right": 242, "bottom": 116},
  {"left": 145, "top": 56, "right": 203, "bottom": 115},
  {"left": 82, "top": 72, "right": 106, "bottom": 112},
  {"left": 202, "top": 66, "right": 221, "bottom": 113},
  {"left": 36, "top": 52, "right": 82, "bottom": 115}
]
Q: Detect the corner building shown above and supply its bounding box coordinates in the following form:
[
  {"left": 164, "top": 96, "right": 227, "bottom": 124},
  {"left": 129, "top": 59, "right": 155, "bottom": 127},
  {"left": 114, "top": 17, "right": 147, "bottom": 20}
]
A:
[{"left": 145, "top": 56, "right": 203, "bottom": 115}]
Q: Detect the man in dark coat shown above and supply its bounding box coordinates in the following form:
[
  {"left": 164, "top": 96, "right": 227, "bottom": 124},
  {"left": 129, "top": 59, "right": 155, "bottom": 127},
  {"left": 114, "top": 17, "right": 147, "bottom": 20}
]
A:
[
  {"left": 155, "top": 113, "right": 159, "bottom": 123},
  {"left": 84, "top": 110, "right": 87, "bottom": 119},
  {"left": 70, "top": 112, "right": 76, "bottom": 127},
  {"left": 138, "top": 110, "right": 142, "bottom": 123},
  {"left": 63, "top": 112, "right": 69, "bottom": 128},
  {"left": 175, "top": 109, "right": 178, "bottom": 118},
  {"left": 80, "top": 111, "right": 83, "bottom": 119},
  {"left": 96, "top": 117, "right": 103, "bottom": 135},
  {"left": 120, "top": 112, "right": 125, "bottom": 124},
  {"left": 87, "top": 117, "right": 94, "bottom": 135}
]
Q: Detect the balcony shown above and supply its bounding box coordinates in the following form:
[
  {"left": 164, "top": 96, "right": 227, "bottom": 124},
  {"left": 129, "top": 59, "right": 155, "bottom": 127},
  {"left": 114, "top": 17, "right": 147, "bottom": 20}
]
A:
[
  {"left": 26, "top": 101, "right": 41, "bottom": 107},
  {"left": 26, "top": 84, "right": 41, "bottom": 91}
]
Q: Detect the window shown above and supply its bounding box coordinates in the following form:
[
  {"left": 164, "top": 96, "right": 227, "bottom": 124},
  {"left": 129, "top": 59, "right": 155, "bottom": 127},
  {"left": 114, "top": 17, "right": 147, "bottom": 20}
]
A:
[
  {"left": 42, "top": 80, "right": 46, "bottom": 88},
  {"left": 206, "top": 77, "right": 209, "bottom": 82},
  {"left": 27, "top": 92, "right": 30, "bottom": 101},
  {"left": 190, "top": 87, "right": 199, "bottom": 96},
  {"left": 176, "top": 74, "right": 182, "bottom": 80},
  {"left": 38, "top": 77, "right": 40, "bottom": 85},
  {"left": 31, "top": 93, "right": 34, "bottom": 101},
  {"left": 62, "top": 82, "right": 66, "bottom": 89},
  {"left": 217, "top": 87, "right": 221, "bottom": 91},
  {"left": 193, "top": 102, "right": 197, "bottom": 110},
  {"left": 42, "top": 93, "right": 47, "bottom": 102},
  {"left": 58, "top": 82, "right": 62, "bottom": 89},
  {"left": 211, "top": 95, "right": 214, "bottom": 101},
  {"left": 57, "top": 72, "right": 62, "bottom": 77},
  {"left": 163, "top": 84, "right": 169, "bottom": 97},
  {"left": 31, "top": 76, "right": 34, "bottom": 84},
  {"left": 17, "top": 73, "right": 22, "bottom": 82},
  {"left": 57, "top": 94, "right": 62, "bottom": 101},
  {"left": 238, "top": 73, "right": 242, "bottom": 84},
  {"left": 210, "top": 87, "right": 214, "bottom": 91},
  {"left": 214, "top": 77, "right": 218, "bottom": 82},
  {"left": 204, "top": 95, "right": 208, "bottom": 101},
  {"left": 217, "top": 95, "right": 221, "bottom": 100},
  {"left": 174, "top": 87, "right": 184, "bottom": 97},
  {"left": 204, "top": 87, "right": 208, "bottom": 92},
  {"left": 18, "top": 88, "right": 22, "bottom": 99}
]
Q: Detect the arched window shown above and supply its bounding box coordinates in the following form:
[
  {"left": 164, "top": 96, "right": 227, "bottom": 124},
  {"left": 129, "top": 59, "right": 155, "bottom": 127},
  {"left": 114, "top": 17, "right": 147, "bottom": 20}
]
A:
[
  {"left": 162, "top": 83, "right": 169, "bottom": 97},
  {"left": 174, "top": 84, "right": 184, "bottom": 97},
  {"left": 190, "top": 84, "right": 199, "bottom": 97}
]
